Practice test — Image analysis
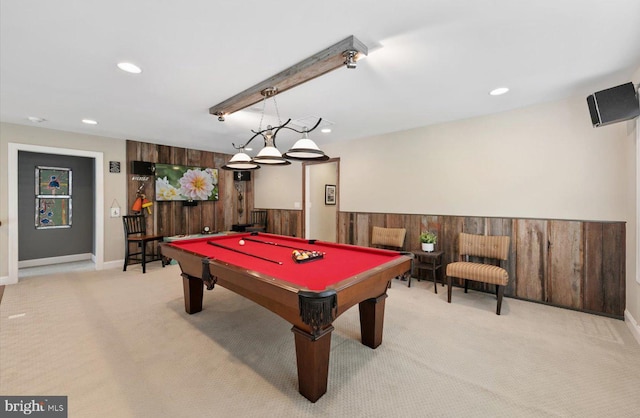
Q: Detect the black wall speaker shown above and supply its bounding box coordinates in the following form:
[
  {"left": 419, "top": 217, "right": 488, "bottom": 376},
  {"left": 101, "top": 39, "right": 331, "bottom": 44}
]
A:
[
  {"left": 587, "top": 82, "right": 640, "bottom": 127},
  {"left": 234, "top": 171, "right": 251, "bottom": 181},
  {"left": 131, "top": 161, "right": 155, "bottom": 175}
]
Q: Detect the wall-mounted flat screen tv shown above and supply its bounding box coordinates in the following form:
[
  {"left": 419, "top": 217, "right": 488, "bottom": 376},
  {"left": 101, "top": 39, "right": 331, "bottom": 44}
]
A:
[{"left": 154, "top": 163, "right": 219, "bottom": 201}]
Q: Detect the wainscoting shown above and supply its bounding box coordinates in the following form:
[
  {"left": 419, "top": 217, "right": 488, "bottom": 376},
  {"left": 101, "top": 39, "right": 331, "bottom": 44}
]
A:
[
  {"left": 265, "top": 209, "right": 626, "bottom": 318},
  {"left": 261, "top": 209, "right": 303, "bottom": 238}
]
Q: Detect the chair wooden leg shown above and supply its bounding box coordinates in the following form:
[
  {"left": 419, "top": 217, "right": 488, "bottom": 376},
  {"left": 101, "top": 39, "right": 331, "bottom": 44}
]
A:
[
  {"left": 141, "top": 242, "right": 147, "bottom": 274},
  {"left": 123, "top": 242, "right": 129, "bottom": 271},
  {"left": 496, "top": 285, "right": 504, "bottom": 315},
  {"left": 432, "top": 269, "right": 437, "bottom": 294},
  {"left": 464, "top": 279, "right": 469, "bottom": 293},
  {"left": 160, "top": 245, "right": 166, "bottom": 268},
  {"left": 447, "top": 276, "right": 452, "bottom": 303}
]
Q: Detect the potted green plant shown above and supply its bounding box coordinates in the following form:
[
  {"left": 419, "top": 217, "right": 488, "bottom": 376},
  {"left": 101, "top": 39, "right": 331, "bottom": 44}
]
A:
[{"left": 420, "top": 231, "right": 437, "bottom": 252}]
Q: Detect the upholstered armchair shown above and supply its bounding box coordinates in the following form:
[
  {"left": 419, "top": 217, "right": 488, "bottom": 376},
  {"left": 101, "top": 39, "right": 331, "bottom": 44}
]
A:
[
  {"left": 446, "top": 232, "right": 510, "bottom": 314},
  {"left": 371, "top": 226, "right": 413, "bottom": 286}
]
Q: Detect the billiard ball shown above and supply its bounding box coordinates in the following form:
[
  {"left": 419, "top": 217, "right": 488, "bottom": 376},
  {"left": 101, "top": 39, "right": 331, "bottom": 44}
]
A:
[{"left": 239, "top": 239, "right": 245, "bottom": 246}]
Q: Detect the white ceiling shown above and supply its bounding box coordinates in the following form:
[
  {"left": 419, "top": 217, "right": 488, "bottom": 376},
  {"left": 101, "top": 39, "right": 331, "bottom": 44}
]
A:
[{"left": 2, "top": 1, "right": 640, "bottom": 156}]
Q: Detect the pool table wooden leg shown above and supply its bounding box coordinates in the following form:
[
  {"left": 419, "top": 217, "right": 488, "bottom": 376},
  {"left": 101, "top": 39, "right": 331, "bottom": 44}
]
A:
[
  {"left": 291, "top": 326, "right": 334, "bottom": 403},
  {"left": 181, "top": 273, "right": 204, "bottom": 314},
  {"left": 358, "top": 293, "right": 388, "bottom": 349}
]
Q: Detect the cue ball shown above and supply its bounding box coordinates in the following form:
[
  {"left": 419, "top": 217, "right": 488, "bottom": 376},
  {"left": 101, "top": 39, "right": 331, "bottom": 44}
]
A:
[{"left": 239, "top": 239, "right": 245, "bottom": 246}]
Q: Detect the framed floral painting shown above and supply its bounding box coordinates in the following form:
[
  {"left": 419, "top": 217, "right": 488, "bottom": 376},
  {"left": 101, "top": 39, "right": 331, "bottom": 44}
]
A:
[{"left": 154, "top": 163, "right": 219, "bottom": 201}]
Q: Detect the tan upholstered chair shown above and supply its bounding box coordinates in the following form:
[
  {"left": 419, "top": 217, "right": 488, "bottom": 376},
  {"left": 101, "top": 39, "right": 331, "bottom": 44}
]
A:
[
  {"left": 371, "top": 226, "right": 406, "bottom": 250},
  {"left": 371, "top": 226, "right": 413, "bottom": 286},
  {"left": 446, "top": 233, "right": 510, "bottom": 314}
]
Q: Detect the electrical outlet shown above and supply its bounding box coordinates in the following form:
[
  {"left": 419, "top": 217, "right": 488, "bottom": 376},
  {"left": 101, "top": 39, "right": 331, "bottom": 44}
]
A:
[{"left": 110, "top": 207, "right": 120, "bottom": 218}]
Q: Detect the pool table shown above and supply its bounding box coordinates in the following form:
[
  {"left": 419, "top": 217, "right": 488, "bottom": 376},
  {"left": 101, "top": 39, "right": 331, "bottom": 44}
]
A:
[{"left": 160, "top": 232, "right": 412, "bottom": 402}]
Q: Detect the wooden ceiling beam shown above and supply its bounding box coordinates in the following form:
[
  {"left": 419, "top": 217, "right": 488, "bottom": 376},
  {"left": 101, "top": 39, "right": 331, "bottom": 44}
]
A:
[{"left": 209, "top": 35, "right": 368, "bottom": 119}]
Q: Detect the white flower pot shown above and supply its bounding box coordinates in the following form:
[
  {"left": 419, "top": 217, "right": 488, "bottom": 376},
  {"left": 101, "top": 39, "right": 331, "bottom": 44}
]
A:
[{"left": 422, "top": 243, "right": 434, "bottom": 252}]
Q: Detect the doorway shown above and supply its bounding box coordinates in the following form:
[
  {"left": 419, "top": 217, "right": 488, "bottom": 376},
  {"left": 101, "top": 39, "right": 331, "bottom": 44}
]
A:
[
  {"left": 6, "top": 143, "right": 104, "bottom": 284},
  {"left": 303, "top": 159, "right": 339, "bottom": 241}
]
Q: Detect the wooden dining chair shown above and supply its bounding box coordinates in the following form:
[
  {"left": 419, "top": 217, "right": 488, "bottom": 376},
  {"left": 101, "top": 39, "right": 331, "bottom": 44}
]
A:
[{"left": 122, "top": 215, "right": 164, "bottom": 273}]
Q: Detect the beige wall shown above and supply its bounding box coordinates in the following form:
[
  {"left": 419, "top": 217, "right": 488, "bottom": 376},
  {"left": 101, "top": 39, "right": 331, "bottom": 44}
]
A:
[
  {"left": 254, "top": 163, "right": 303, "bottom": 210},
  {"left": 255, "top": 89, "right": 640, "bottom": 337},
  {"left": 330, "top": 96, "right": 631, "bottom": 220},
  {"left": 0, "top": 123, "right": 127, "bottom": 279}
]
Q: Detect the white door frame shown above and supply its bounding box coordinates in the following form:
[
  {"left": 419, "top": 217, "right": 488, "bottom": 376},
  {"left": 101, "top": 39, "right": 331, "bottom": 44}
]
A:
[
  {"left": 302, "top": 158, "right": 339, "bottom": 240},
  {"left": 6, "top": 143, "right": 104, "bottom": 284}
]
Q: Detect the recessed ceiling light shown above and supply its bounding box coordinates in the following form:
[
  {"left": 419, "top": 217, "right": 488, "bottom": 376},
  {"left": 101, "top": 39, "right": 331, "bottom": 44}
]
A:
[
  {"left": 117, "top": 62, "right": 142, "bottom": 74},
  {"left": 489, "top": 87, "right": 509, "bottom": 96},
  {"left": 245, "top": 147, "right": 253, "bottom": 151},
  {"left": 321, "top": 128, "right": 332, "bottom": 134},
  {"left": 82, "top": 119, "right": 98, "bottom": 125},
  {"left": 27, "top": 116, "right": 46, "bottom": 123}
]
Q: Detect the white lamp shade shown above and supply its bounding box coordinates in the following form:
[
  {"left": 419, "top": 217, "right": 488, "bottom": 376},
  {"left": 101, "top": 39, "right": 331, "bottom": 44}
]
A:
[
  {"left": 283, "top": 137, "right": 329, "bottom": 161},
  {"left": 253, "top": 145, "right": 290, "bottom": 165},
  {"left": 221, "top": 151, "right": 260, "bottom": 170}
]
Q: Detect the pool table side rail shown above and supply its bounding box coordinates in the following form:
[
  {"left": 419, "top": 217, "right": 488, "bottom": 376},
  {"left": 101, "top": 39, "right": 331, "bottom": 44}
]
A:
[{"left": 160, "top": 242, "right": 411, "bottom": 331}]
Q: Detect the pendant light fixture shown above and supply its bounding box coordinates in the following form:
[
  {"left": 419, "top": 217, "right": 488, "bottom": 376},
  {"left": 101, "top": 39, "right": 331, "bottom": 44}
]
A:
[
  {"left": 220, "top": 87, "right": 327, "bottom": 170},
  {"left": 252, "top": 127, "right": 291, "bottom": 165},
  {"left": 283, "top": 130, "right": 330, "bottom": 161},
  {"left": 221, "top": 147, "right": 260, "bottom": 170},
  {"left": 211, "top": 36, "right": 367, "bottom": 169},
  {"left": 251, "top": 88, "right": 290, "bottom": 166}
]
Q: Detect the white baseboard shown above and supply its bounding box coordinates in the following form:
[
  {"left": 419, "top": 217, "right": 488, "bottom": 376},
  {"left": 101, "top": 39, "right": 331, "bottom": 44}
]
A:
[
  {"left": 625, "top": 309, "right": 640, "bottom": 346},
  {"left": 0, "top": 275, "right": 18, "bottom": 285},
  {"left": 101, "top": 259, "right": 123, "bottom": 270},
  {"left": 18, "top": 253, "right": 93, "bottom": 268},
  {"left": 1, "top": 259, "right": 122, "bottom": 285}
]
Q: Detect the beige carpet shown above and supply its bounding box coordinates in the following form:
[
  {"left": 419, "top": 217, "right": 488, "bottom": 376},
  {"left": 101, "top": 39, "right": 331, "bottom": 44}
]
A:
[{"left": 1, "top": 264, "right": 639, "bottom": 417}]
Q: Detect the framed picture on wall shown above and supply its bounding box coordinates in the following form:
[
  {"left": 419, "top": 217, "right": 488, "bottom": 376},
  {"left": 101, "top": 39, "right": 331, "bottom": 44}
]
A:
[
  {"left": 36, "top": 166, "right": 72, "bottom": 196},
  {"left": 35, "top": 197, "right": 72, "bottom": 229},
  {"left": 35, "top": 166, "right": 72, "bottom": 229},
  {"left": 325, "top": 184, "right": 336, "bottom": 205}
]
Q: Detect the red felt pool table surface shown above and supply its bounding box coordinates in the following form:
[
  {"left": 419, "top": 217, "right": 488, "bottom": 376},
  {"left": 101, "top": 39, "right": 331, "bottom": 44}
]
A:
[{"left": 163, "top": 232, "right": 403, "bottom": 291}]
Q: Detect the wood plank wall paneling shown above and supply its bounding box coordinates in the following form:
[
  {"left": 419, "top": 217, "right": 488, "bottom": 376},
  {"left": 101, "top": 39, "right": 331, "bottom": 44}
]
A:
[
  {"left": 603, "top": 223, "right": 625, "bottom": 316},
  {"left": 584, "top": 222, "right": 605, "bottom": 312},
  {"left": 264, "top": 209, "right": 302, "bottom": 237},
  {"left": 126, "top": 140, "right": 250, "bottom": 238},
  {"left": 270, "top": 208, "right": 625, "bottom": 319},
  {"left": 548, "top": 220, "right": 583, "bottom": 310},
  {"left": 516, "top": 219, "right": 547, "bottom": 301}
]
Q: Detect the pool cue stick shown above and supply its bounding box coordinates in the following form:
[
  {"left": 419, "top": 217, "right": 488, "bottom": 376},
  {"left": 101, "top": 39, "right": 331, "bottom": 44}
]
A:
[
  {"left": 207, "top": 241, "right": 282, "bottom": 265},
  {"left": 243, "top": 237, "right": 316, "bottom": 252}
]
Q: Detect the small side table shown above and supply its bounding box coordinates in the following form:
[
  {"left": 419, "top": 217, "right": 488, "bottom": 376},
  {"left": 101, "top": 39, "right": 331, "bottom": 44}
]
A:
[{"left": 412, "top": 250, "right": 444, "bottom": 293}]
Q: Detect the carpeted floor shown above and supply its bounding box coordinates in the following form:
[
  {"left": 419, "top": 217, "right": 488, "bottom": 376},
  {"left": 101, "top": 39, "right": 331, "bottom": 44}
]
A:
[{"left": 1, "top": 263, "right": 639, "bottom": 417}]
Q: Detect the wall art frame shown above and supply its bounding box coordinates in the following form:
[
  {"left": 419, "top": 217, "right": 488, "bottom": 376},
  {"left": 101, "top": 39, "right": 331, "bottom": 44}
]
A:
[
  {"left": 325, "top": 184, "right": 336, "bottom": 205},
  {"left": 35, "top": 166, "right": 72, "bottom": 229}
]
